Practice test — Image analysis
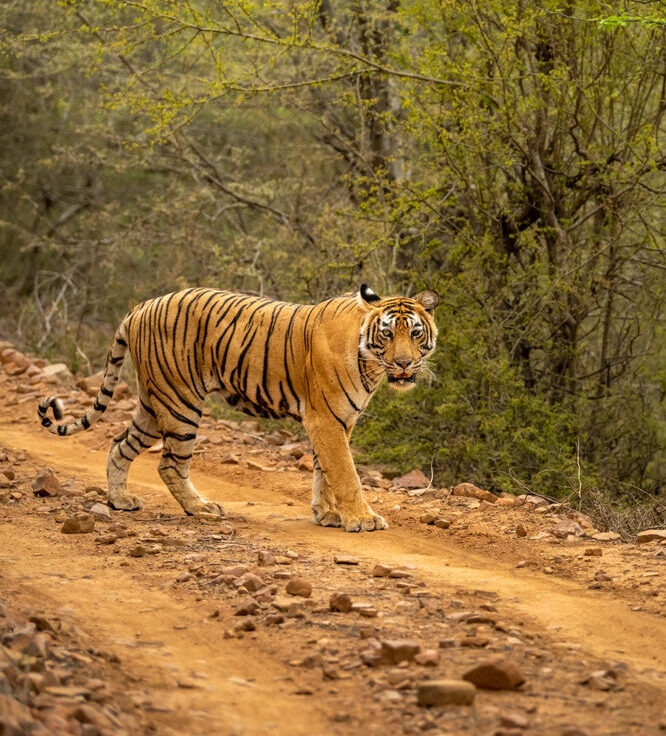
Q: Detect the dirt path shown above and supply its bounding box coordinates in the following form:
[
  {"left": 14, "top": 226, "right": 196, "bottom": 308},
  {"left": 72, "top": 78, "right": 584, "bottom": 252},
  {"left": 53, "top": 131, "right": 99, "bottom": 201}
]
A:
[
  {"left": 4, "top": 425, "right": 664, "bottom": 678},
  {"left": 1, "top": 362, "right": 665, "bottom": 736}
]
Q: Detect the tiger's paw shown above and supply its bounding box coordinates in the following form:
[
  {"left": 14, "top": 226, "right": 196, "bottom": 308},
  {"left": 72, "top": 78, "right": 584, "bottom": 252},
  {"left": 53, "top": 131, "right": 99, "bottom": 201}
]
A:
[
  {"left": 341, "top": 510, "right": 389, "bottom": 533},
  {"left": 184, "top": 500, "right": 225, "bottom": 518},
  {"left": 108, "top": 493, "right": 144, "bottom": 512},
  {"left": 312, "top": 510, "right": 342, "bottom": 528}
]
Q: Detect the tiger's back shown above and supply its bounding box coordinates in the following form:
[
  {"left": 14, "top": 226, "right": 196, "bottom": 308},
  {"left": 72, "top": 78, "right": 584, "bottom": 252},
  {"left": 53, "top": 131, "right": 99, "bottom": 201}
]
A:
[{"left": 38, "top": 284, "right": 439, "bottom": 532}]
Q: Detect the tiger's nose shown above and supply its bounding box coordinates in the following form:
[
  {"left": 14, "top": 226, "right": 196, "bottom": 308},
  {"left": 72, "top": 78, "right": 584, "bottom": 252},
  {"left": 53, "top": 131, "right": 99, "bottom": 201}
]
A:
[{"left": 395, "top": 357, "right": 412, "bottom": 369}]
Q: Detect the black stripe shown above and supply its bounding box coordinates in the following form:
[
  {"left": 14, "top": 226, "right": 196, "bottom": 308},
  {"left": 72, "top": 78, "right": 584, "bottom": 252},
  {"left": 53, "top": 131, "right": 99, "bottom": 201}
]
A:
[
  {"left": 101, "top": 386, "right": 113, "bottom": 398},
  {"left": 334, "top": 369, "right": 360, "bottom": 412},
  {"left": 320, "top": 391, "right": 347, "bottom": 429},
  {"left": 81, "top": 416, "right": 90, "bottom": 430}
]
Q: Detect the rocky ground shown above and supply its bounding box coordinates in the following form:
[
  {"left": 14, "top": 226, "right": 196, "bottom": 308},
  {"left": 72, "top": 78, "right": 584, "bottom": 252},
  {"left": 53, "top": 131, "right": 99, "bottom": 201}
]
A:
[{"left": 0, "top": 344, "right": 664, "bottom": 736}]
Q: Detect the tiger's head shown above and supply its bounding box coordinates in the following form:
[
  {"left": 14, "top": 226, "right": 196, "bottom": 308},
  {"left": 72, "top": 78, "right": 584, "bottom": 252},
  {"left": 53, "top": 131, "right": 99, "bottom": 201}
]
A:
[{"left": 358, "top": 284, "right": 439, "bottom": 391}]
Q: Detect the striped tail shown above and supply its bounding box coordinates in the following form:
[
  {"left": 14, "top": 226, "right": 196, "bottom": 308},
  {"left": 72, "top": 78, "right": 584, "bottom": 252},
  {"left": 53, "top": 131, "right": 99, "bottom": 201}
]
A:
[{"left": 37, "top": 322, "right": 129, "bottom": 437}]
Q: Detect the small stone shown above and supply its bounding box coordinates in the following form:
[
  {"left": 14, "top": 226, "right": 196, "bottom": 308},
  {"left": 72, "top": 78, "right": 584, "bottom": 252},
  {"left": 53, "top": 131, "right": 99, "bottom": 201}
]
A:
[
  {"left": 389, "top": 568, "right": 412, "bottom": 578},
  {"left": 584, "top": 548, "right": 603, "bottom": 557},
  {"left": 334, "top": 554, "right": 359, "bottom": 565},
  {"left": 372, "top": 563, "right": 392, "bottom": 577},
  {"left": 235, "top": 618, "right": 256, "bottom": 632},
  {"left": 637, "top": 529, "right": 666, "bottom": 544},
  {"left": 235, "top": 598, "right": 260, "bottom": 616},
  {"left": 378, "top": 639, "right": 421, "bottom": 665},
  {"left": 129, "top": 544, "right": 146, "bottom": 557},
  {"left": 592, "top": 531, "right": 621, "bottom": 542},
  {"left": 264, "top": 614, "right": 284, "bottom": 626},
  {"left": 61, "top": 512, "right": 95, "bottom": 534},
  {"left": 329, "top": 592, "right": 352, "bottom": 613},
  {"left": 41, "top": 362, "right": 72, "bottom": 380},
  {"left": 89, "top": 503, "right": 112, "bottom": 522},
  {"left": 515, "top": 524, "right": 527, "bottom": 538},
  {"left": 552, "top": 520, "right": 584, "bottom": 539},
  {"left": 394, "top": 469, "right": 430, "bottom": 489},
  {"left": 297, "top": 454, "right": 314, "bottom": 472},
  {"left": 499, "top": 713, "right": 529, "bottom": 729},
  {"left": 286, "top": 578, "right": 312, "bottom": 598},
  {"left": 236, "top": 573, "right": 263, "bottom": 592},
  {"left": 414, "top": 649, "right": 439, "bottom": 667},
  {"left": 95, "top": 534, "right": 117, "bottom": 545},
  {"left": 31, "top": 467, "right": 63, "bottom": 497},
  {"left": 463, "top": 658, "right": 524, "bottom": 690},
  {"left": 496, "top": 496, "right": 516, "bottom": 507},
  {"left": 460, "top": 636, "right": 490, "bottom": 648},
  {"left": 417, "top": 680, "right": 476, "bottom": 707},
  {"left": 420, "top": 513, "right": 436, "bottom": 525},
  {"left": 434, "top": 517, "right": 451, "bottom": 529},
  {"left": 452, "top": 482, "right": 496, "bottom": 503},
  {"left": 257, "top": 550, "right": 276, "bottom": 566},
  {"left": 438, "top": 638, "right": 456, "bottom": 649}
]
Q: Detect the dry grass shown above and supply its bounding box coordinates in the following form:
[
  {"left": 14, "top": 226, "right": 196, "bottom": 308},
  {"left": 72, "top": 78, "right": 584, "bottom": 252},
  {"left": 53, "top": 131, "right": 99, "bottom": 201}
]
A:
[{"left": 580, "top": 486, "right": 666, "bottom": 540}]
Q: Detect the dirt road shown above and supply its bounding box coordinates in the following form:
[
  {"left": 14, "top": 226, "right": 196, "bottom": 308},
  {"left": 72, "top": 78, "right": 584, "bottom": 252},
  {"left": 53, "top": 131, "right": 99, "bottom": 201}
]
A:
[{"left": 0, "top": 361, "right": 665, "bottom": 735}]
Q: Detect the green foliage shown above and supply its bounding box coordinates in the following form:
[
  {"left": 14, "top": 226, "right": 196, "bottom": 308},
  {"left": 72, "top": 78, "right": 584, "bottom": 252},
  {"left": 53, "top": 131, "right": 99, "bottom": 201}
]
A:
[{"left": 1, "top": 0, "right": 665, "bottom": 500}]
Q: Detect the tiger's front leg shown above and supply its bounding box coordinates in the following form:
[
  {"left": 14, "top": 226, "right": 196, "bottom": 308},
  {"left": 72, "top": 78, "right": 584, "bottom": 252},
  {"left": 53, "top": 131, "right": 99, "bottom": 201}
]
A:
[{"left": 303, "top": 415, "right": 388, "bottom": 533}]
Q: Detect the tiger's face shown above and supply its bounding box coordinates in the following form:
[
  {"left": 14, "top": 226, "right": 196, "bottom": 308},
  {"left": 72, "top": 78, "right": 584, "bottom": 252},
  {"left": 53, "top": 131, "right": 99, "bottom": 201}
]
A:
[{"left": 359, "top": 285, "right": 439, "bottom": 391}]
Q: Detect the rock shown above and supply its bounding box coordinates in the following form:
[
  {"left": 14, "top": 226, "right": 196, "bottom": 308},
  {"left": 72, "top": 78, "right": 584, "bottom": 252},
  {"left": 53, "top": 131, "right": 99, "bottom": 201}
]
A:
[
  {"left": 496, "top": 496, "right": 516, "bottom": 507},
  {"left": 286, "top": 578, "right": 312, "bottom": 598},
  {"left": 393, "top": 469, "right": 430, "bottom": 489},
  {"left": 31, "top": 467, "right": 63, "bottom": 497},
  {"left": 463, "top": 658, "right": 524, "bottom": 690},
  {"left": 76, "top": 372, "right": 104, "bottom": 396},
  {"left": 637, "top": 529, "right": 666, "bottom": 544},
  {"left": 257, "top": 550, "right": 276, "bottom": 566},
  {"left": 515, "top": 523, "right": 527, "bottom": 538},
  {"left": 591, "top": 531, "right": 621, "bottom": 542},
  {"left": 452, "top": 482, "right": 497, "bottom": 503},
  {"left": 235, "top": 598, "right": 260, "bottom": 616},
  {"left": 460, "top": 636, "right": 490, "bottom": 648},
  {"left": 41, "top": 363, "right": 72, "bottom": 380},
  {"left": 389, "top": 568, "right": 412, "bottom": 578},
  {"left": 414, "top": 649, "right": 439, "bottom": 667},
  {"left": 372, "top": 563, "right": 392, "bottom": 577},
  {"left": 297, "top": 454, "right": 314, "bottom": 472},
  {"left": 89, "top": 503, "right": 112, "bottom": 522},
  {"left": 552, "top": 520, "right": 584, "bottom": 539},
  {"left": 584, "top": 548, "right": 603, "bottom": 557},
  {"left": 72, "top": 704, "right": 112, "bottom": 729},
  {"left": 378, "top": 639, "right": 421, "bottom": 665},
  {"left": 96, "top": 533, "right": 117, "bottom": 545},
  {"left": 516, "top": 494, "right": 549, "bottom": 508},
  {"left": 434, "top": 517, "right": 451, "bottom": 529},
  {"left": 499, "top": 713, "right": 529, "bottom": 729},
  {"left": 61, "top": 512, "right": 95, "bottom": 534},
  {"left": 235, "top": 618, "right": 256, "bottom": 632},
  {"left": 130, "top": 544, "right": 146, "bottom": 557},
  {"left": 420, "top": 513, "right": 436, "bottom": 525},
  {"left": 417, "top": 680, "right": 476, "bottom": 707},
  {"left": 333, "top": 554, "right": 359, "bottom": 565},
  {"left": 329, "top": 592, "right": 352, "bottom": 613},
  {"left": 236, "top": 573, "right": 263, "bottom": 592}
]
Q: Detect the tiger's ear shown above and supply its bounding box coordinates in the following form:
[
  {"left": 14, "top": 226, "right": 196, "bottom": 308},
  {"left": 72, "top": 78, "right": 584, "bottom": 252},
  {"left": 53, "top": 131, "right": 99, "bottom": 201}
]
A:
[
  {"left": 415, "top": 290, "right": 440, "bottom": 314},
  {"left": 359, "top": 283, "right": 381, "bottom": 306}
]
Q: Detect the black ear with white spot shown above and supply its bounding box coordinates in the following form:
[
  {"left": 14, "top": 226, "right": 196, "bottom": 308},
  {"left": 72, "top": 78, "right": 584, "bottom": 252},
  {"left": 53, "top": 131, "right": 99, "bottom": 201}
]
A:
[
  {"left": 360, "top": 283, "right": 381, "bottom": 305},
  {"left": 415, "top": 290, "right": 440, "bottom": 314}
]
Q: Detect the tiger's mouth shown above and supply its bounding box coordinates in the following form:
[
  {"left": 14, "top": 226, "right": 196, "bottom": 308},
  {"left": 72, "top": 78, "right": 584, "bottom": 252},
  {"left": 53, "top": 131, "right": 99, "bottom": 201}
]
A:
[{"left": 387, "top": 372, "right": 417, "bottom": 390}]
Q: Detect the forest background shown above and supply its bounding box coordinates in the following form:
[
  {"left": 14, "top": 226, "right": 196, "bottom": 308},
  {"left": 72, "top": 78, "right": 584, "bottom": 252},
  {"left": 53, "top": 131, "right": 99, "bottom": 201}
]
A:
[{"left": 1, "top": 0, "right": 665, "bottom": 527}]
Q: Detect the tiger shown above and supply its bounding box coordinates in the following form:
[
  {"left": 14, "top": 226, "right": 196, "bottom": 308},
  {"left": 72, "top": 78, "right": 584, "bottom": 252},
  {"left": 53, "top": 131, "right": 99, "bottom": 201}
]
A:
[{"left": 37, "top": 284, "right": 439, "bottom": 532}]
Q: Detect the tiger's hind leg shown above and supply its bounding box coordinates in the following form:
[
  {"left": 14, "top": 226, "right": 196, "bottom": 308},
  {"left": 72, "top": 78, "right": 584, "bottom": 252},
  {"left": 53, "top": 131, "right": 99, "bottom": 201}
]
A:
[
  {"left": 157, "top": 430, "right": 224, "bottom": 518},
  {"left": 107, "top": 387, "right": 160, "bottom": 511},
  {"left": 311, "top": 454, "right": 341, "bottom": 528}
]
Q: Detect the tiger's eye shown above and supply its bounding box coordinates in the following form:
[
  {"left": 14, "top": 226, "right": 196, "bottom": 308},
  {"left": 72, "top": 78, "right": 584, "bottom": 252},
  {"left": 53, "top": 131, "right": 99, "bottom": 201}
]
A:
[{"left": 380, "top": 327, "right": 393, "bottom": 338}]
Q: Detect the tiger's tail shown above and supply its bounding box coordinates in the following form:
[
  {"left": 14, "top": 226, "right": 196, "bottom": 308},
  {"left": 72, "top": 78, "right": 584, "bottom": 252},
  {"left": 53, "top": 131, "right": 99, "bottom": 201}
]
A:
[{"left": 37, "top": 321, "right": 129, "bottom": 437}]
